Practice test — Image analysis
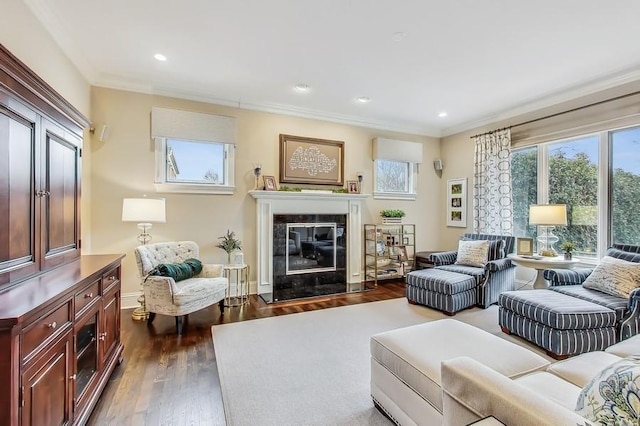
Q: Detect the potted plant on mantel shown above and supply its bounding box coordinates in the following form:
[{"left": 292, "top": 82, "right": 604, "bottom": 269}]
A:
[
  {"left": 380, "top": 209, "right": 406, "bottom": 225},
  {"left": 559, "top": 241, "right": 576, "bottom": 260}
]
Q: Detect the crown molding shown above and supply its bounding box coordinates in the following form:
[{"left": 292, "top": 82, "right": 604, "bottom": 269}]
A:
[
  {"left": 441, "top": 66, "right": 640, "bottom": 137},
  {"left": 24, "top": 0, "right": 99, "bottom": 83},
  {"left": 92, "top": 74, "right": 442, "bottom": 137}
]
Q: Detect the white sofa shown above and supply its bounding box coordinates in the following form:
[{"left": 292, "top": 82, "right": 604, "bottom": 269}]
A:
[{"left": 441, "top": 335, "right": 640, "bottom": 425}]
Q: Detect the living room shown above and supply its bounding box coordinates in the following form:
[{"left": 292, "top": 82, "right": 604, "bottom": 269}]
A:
[{"left": 2, "top": 1, "right": 640, "bottom": 425}]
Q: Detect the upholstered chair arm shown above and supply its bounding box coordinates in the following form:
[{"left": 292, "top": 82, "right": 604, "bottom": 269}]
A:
[
  {"left": 429, "top": 251, "right": 457, "bottom": 266},
  {"left": 441, "top": 357, "right": 588, "bottom": 426},
  {"left": 543, "top": 268, "right": 593, "bottom": 286},
  {"left": 142, "top": 275, "right": 179, "bottom": 309},
  {"left": 621, "top": 288, "right": 640, "bottom": 340},
  {"left": 197, "top": 264, "right": 224, "bottom": 278},
  {"left": 485, "top": 258, "right": 514, "bottom": 272}
]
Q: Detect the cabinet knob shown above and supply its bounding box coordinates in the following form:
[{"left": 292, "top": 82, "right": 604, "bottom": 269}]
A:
[
  {"left": 47, "top": 321, "right": 57, "bottom": 329},
  {"left": 99, "top": 332, "right": 107, "bottom": 341},
  {"left": 69, "top": 374, "right": 76, "bottom": 381},
  {"left": 84, "top": 292, "right": 93, "bottom": 298}
]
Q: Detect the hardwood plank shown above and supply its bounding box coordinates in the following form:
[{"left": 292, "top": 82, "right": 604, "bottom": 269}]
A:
[{"left": 87, "top": 282, "right": 406, "bottom": 425}]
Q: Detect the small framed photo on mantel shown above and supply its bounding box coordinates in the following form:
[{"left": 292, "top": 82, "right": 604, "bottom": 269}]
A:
[
  {"left": 347, "top": 180, "right": 360, "bottom": 194},
  {"left": 263, "top": 175, "right": 277, "bottom": 191}
]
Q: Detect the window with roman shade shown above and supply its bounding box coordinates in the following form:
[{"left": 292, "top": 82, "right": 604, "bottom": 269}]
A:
[
  {"left": 151, "top": 107, "right": 237, "bottom": 194},
  {"left": 372, "top": 137, "right": 423, "bottom": 200}
]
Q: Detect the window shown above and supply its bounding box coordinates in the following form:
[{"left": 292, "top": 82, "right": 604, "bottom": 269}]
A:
[
  {"left": 512, "top": 124, "right": 640, "bottom": 260},
  {"left": 155, "top": 137, "right": 235, "bottom": 194},
  {"left": 611, "top": 126, "right": 640, "bottom": 245},
  {"left": 151, "top": 107, "right": 237, "bottom": 195},
  {"left": 372, "top": 137, "right": 422, "bottom": 200}
]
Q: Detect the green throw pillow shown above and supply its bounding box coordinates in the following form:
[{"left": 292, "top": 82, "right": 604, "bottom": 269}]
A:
[{"left": 149, "top": 258, "right": 203, "bottom": 282}]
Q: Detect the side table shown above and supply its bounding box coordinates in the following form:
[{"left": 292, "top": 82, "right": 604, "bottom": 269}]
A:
[
  {"left": 507, "top": 254, "right": 579, "bottom": 289},
  {"left": 414, "top": 250, "right": 439, "bottom": 270},
  {"left": 223, "top": 264, "right": 250, "bottom": 307}
]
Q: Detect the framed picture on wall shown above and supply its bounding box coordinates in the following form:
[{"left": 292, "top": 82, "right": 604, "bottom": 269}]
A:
[
  {"left": 279, "top": 134, "right": 344, "bottom": 185},
  {"left": 446, "top": 178, "right": 467, "bottom": 227}
]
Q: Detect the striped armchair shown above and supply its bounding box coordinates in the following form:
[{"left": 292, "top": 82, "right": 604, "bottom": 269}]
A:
[
  {"left": 499, "top": 244, "right": 640, "bottom": 358},
  {"left": 429, "top": 233, "right": 516, "bottom": 308}
]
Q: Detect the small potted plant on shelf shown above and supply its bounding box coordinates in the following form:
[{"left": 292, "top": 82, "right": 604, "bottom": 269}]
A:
[
  {"left": 559, "top": 241, "right": 576, "bottom": 260},
  {"left": 380, "top": 209, "right": 406, "bottom": 224},
  {"left": 216, "top": 229, "right": 242, "bottom": 264}
]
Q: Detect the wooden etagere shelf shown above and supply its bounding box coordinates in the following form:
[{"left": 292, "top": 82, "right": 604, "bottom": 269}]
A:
[{"left": 363, "top": 224, "right": 415, "bottom": 286}]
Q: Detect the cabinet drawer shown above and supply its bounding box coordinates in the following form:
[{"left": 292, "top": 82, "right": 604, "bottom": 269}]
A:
[
  {"left": 22, "top": 301, "right": 72, "bottom": 360},
  {"left": 75, "top": 279, "right": 101, "bottom": 316},
  {"left": 102, "top": 266, "right": 120, "bottom": 292}
]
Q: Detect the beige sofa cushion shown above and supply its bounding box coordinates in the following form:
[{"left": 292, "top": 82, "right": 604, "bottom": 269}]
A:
[
  {"left": 547, "top": 351, "right": 622, "bottom": 388},
  {"left": 514, "top": 371, "right": 582, "bottom": 411},
  {"left": 370, "top": 319, "right": 549, "bottom": 413},
  {"left": 605, "top": 333, "right": 640, "bottom": 357}
]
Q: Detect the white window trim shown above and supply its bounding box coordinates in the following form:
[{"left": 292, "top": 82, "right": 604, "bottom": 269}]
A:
[
  {"left": 153, "top": 137, "right": 236, "bottom": 195},
  {"left": 373, "top": 160, "right": 418, "bottom": 200}
]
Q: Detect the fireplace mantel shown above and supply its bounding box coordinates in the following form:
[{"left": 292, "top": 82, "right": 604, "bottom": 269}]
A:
[{"left": 249, "top": 190, "right": 367, "bottom": 298}]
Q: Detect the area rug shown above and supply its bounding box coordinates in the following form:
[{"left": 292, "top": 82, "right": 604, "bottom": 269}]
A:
[{"left": 212, "top": 298, "right": 540, "bottom": 426}]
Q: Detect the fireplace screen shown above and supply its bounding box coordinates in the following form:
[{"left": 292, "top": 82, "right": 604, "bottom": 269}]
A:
[{"left": 286, "top": 223, "right": 342, "bottom": 275}]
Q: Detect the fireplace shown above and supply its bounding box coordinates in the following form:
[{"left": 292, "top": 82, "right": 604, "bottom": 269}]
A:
[
  {"left": 273, "top": 214, "right": 347, "bottom": 301},
  {"left": 250, "top": 191, "right": 366, "bottom": 303}
]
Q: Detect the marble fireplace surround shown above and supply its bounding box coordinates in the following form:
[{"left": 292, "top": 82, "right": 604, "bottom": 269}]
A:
[{"left": 249, "top": 190, "right": 368, "bottom": 298}]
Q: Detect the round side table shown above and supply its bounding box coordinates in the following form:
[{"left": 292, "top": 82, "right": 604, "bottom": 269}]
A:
[
  {"left": 507, "top": 254, "right": 579, "bottom": 289},
  {"left": 223, "top": 264, "right": 250, "bottom": 307}
]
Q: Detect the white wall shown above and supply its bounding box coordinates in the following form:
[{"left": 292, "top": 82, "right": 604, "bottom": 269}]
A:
[{"left": 89, "top": 87, "right": 441, "bottom": 304}]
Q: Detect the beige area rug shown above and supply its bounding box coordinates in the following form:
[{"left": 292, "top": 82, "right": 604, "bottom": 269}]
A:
[{"left": 212, "top": 298, "right": 550, "bottom": 426}]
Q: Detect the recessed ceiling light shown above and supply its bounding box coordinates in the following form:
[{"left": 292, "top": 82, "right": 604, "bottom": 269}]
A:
[
  {"left": 391, "top": 32, "right": 407, "bottom": 42},
  {"left": 295, "top": 83, "right": 310, "bottom": 92},
  {"left": 154, "top": 53, "right": 167, "bottom": 62},
  {"left": 438, "top": 112, "right": 448, "bottom": 118},
  {"left": 356, "top": 96, "right": 371, "bottom": 103}
]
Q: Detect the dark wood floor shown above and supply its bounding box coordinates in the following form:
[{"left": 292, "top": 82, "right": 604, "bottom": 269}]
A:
[{"left": 88, "top": 282, "right": 406, "bottom": 426}]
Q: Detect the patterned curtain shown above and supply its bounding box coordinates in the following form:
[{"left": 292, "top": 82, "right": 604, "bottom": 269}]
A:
[{"left": 473, "top": 128, "right": 513, "bottom": 235}]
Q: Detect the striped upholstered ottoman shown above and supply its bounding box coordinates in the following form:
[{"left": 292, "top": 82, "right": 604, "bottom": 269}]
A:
[
  {"left": 406, "top": 269, "right": 477, "bottom": 315},
  {"left": 498, "top": 289, "right": 618, "bottom": 358}
]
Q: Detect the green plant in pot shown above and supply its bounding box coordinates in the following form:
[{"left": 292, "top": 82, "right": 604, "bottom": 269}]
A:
[
  {"left": 559, "top": 241, "right": 576, "bottom": 260},
  {"left": 216, "top": 229, "right": 242, "bottom": 264},
  {"left": 380, "top": 209, "right": 406, "bottom": 224}
]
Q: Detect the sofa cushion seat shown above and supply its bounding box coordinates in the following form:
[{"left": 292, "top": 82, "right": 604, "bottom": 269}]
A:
[
  {"left": 546, "top": 351, "right": 622, "bottom": 388},
  {"left": 370, "top": 319, "right": 550, "bottom": 415},
  {"left": 499, "top": 289, "right": 618, "bottom": 330},
  {"left": 606, "top": 333, "right": 640, "bottom": 357},
  {"left": 514, "top": 371, "right": 582, "bottom": 411},
  {"left": 550, "top": 285, "right": 628, "bottom": 321}
]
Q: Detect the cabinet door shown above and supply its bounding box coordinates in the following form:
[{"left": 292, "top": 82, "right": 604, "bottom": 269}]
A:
[
  {"left": 0, "top": 101, "right": 39, "bottom": 286},
  {"left": 101, "top": 283, "right": 121, "bottom": 364},
  {"left": 21, "top": 332, "right": 73, "bottom": 426},
  {"left": 40, "top": 118, "right": 81, "bottom": 271},
  {"left": 74, "top": 308, "right": 99, "bottom": 413}
]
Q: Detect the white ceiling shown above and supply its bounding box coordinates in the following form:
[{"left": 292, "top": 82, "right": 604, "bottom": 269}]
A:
[{"left": 26, "top": 0, "right": 640, "bottom": 137}]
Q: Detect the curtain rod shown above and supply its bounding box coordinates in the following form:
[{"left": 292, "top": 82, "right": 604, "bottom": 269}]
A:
[{"left": 469, "top": 89, "right": 640, "bottom": 140}]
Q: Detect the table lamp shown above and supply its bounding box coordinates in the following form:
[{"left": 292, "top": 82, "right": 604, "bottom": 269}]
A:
[
  {"left": 529, "top": 204, "right": 567, "bottom": 256},
  {"left": 122, "top": 197, "right": 166, "bottom": 320}
]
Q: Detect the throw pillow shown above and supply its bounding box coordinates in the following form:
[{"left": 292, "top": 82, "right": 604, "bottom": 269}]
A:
[
  {"left": 575, "top": 355, "right": 640, "bottom": 423},
  {"left": 455, "top": 240, "right": 490, "bottom": 268},
  {"left": 463, "top": 238, "right": 505, "bottom": 261},
  {"left": 149, "top": 258, "right": 203, "bottom": 282},
  {"left": 582, "top": 256, "right": 640, "bottom": 298}
]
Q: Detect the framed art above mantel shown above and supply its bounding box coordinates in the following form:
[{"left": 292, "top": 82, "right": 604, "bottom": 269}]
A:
[{"left": 279, "top": 134, "right": 344, "bottom": 185}]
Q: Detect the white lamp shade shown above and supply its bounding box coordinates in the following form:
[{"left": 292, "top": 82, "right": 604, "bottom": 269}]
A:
[
  {"left": 122, "top": 198, "right": 166, "bottom": 223},
  {"left": 529, "top": 204, "right": 567, "bottom": 226}
]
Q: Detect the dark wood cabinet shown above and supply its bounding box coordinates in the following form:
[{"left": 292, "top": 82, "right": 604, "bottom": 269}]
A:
[{"left": 0, "top": 45, "right": 124, "bottom": 425}]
